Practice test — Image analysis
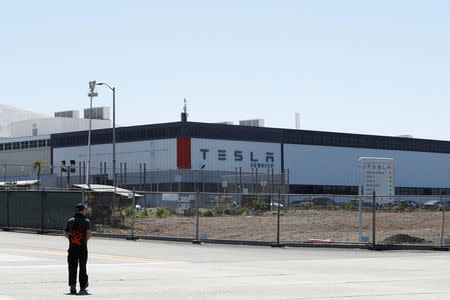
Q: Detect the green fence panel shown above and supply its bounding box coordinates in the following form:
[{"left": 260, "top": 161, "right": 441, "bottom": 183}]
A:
[
  {"left": 9, "top": 192, "right": 42, "bottom": 229},
  {"left": 0, "top": 192, "right": 7, "bottom": 227},
  {"left": 45, "top": 192, "right": 82, "bottom": 230}
]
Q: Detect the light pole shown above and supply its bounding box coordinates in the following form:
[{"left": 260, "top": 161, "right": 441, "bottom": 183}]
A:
[
  {"left": 87, "top": 81, "right": 98, "bottom": 187},
  {"left": 95, "top": 82, "right": 116, "bottom": 190}
]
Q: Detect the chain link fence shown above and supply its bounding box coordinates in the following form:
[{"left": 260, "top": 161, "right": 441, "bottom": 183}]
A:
[{"left": 1, "top": 188, "right": 449, "bottom": 249}]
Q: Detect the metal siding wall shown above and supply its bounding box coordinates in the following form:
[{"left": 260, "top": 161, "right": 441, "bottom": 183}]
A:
[
  {"left": 53, "top": 139, "right": 177, "bottom": 177},
  {"left": 0, "top": 148, "right": 51, "bottom": 177},
  {"left": 191, "top": 138, "right": 281, "bottom": 172},
  {"left": 285, "top": 144, "right": 450, "bottom": 188}
]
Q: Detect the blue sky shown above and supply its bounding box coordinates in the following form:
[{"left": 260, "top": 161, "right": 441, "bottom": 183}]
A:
[{"left": 1, "top": 1, "right": 449, "bottom": 140}]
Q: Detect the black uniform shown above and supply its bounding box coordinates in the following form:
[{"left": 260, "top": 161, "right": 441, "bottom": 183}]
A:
[{"left": 64, "top": 213, "right": 91, "bottom": 287}]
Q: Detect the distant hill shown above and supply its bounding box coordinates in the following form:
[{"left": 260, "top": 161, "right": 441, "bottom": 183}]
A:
[{"left": 0, "top": 104, "right": 49, "bottom": 137}]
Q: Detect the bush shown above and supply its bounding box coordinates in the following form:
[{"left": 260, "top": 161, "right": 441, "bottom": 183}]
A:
[
  {"left": 168, "top": 205, "right": 177, "bottom": 215},
  {"left": 183, "top": 210, "right": 194, "bottom": 217},
  {"left": 121, "top": 207, "right": 134, "bottom": 217},
  {"left": 153, "top": 207, "right": 170, "bottom": 218},
  {"left": 342, "top": 202, "right": 354, "bottom": 210},
  {"left": 224, "top": 205, "right": 240, "bottom": 215},
  {"left": 212, "top": 205, "right": 225, "bottom": 216},
  {"left": 253, "top": 200, "right": 267, "bottom": 211},
  {"left": 138, "top": 210, "right": 151, "bottom": 218},
  {"left": 327, "top": 201, "right": 335, "bottom": 210},
  {"left": 201, "top": 209, "right": 216, "bottom": 217},
  {"left": 238, "top": 206, "right": 251, "bottom": 215}
]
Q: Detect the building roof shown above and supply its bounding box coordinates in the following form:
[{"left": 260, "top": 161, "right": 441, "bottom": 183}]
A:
[
  {"left": 51, "top": 121, "right": 450, "bottom": 154},
  {"left": 72, "top": 184, "right": 143, "bottom": 198},
  {"left": 0, "top": 180, "right": 38, "bottom": 187}
]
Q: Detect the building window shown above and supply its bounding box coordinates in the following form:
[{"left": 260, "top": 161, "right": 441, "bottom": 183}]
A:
[
  {"left": 13, "top": 142, "right": 20, "bottom": 150},
  {"left": 0, "top": 144, "right": 3, "bottom": 151},
  {"left": 21, "top": 141, "right": 29, "bottom": 149},
  {"left": 29, "top": 140, "right": 37, "bottom": 148},
  {"left": 4, "top": 143, "right": 11, "bottom": 150},
  {"left": 38, "top": 140, "right": 46, "bottom": 147},
  {"left": 46, "top": 139, "right": 51, "bottom": 147}
]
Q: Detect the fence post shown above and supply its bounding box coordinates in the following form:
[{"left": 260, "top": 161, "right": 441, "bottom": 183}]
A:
[
  {"left": 358, "top": 196, "right": 363, "bottom": 242},
  {"left": 276, "top": 192, "right": 281, "bottom": 246},
  {"left": 5, "top": 191, "right": 10, "bottom": 231},
  {"left": 193, "top": 191, "right": 201, "bottom": 244},
  {"left": 239, "top": 167, "right": 243, "bottom": 206},
  {"left": 131, "top": 188, "right": 136, "bottom": 240},
  {"left": 441, "top": 194, "right": 445, "bottom": 247},
  {"left": 372, "top": 190, "right": 376, "bottom": 247},
  {"left": 271, "top": 192, "right": 284, "bottom": 248},
  {"left": 38, "top": 188, "right": 46, "bottom": 234}
]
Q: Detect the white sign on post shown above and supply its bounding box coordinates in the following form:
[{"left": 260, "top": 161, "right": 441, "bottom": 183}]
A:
[
  {"left": 359, "top": 157, "right": 395, "bottom": 203},
  {"left": 358, "top": 157, "right": 395, "bottom": 243}
]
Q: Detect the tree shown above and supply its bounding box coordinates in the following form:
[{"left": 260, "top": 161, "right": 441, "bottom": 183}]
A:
[{"left": 32, "top": 160, "right": 47, "bottom": 186}]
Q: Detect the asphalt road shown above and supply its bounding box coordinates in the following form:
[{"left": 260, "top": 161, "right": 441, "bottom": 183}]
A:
[{"left": 0, "top": 231, "right": 449, "bottom": 299}]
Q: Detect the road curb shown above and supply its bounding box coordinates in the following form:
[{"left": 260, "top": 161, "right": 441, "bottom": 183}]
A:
[{"left": 2, "top": 228, "right": 449, "bottom": 251}]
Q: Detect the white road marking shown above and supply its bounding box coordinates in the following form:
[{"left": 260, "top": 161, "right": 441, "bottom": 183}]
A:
[{"left": 0, "top": 253, "right": 44, "bottom": 262}]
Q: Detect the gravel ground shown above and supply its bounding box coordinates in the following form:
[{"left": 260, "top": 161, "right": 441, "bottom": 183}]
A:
[{"left": 95, "top": 209, "right": 450, "bottom": 245}]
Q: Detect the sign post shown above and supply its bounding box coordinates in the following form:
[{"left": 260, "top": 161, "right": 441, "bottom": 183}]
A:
[{"left": 358, "top": 157, "right": 394, "bottom": 243}]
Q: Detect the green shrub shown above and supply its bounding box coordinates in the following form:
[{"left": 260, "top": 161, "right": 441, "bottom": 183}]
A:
[
  {"left": 327, "top": 201, "right": 335, "bottom": 210},
  {"left": 153, "top": 207, "right": 170, "bottom": 218},
  {"left": 121, "top": 207, "right": 134, "bottom": 217},
  {"left": 201, "top": 209, "right": 216, "bottom": 217},
  {"left": 183, "top": 210, "right": 194, "bottom": 217},
  {"left": 342, "top": 202, "right": 354, "bottom": 210},
  {"left": 138, "top": 210, "right": 151, "bottom": 218},
  {"left": 224, "top": 205, "right": 240, "bottom": 215},
  {"left": 253, "top": 200, "right": 267, "bottom": 211},
  {"left": 212, "top": 205, "right": 225, "bottom": 216},
  {"left": 168, "top": 205, "right": 177, "bottom": 215},
  {"left": 237, "top": 206, "right": 251, "bottom": 215},
  {"left": 396, "top": 206, "right": 406, "bottom": 211}
]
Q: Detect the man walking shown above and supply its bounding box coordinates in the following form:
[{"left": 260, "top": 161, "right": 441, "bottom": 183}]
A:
[{"left": 63, "top": 203, "right": 92, "bottom": 294}]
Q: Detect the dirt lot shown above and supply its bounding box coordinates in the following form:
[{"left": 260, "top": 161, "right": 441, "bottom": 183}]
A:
[{"left": 95, "top": 209, "right": 449, "bottom": 245}]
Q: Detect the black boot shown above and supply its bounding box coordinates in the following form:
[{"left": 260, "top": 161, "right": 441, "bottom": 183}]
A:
[
  {"left": 70, "top": 285, "right": 77, "bottom": 294},
  {"left": 80, "top": 282, "right": 89, "bottom": 292}
]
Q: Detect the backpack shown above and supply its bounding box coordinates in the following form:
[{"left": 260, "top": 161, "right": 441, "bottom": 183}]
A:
[{"left": 69, "top": 220, "right": 84, "bottom": 246}]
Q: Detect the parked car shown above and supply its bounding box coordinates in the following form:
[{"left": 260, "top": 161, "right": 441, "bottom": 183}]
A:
[
  {"left": 422, "top": 200, "right": 450, "bottom": 210},
  {"left": 290, "top": 198, "right": 312, "bottom": 208},
  {"left": 270, "top": 202, "right": 284, "bottom": 208},
  {"left": 310, "top": 197, "right": 336, "bottom": 207},
  {"left": 390, "top": 200, "right": 418, "bottom": 210},
  {"left": 349, "top": 199, "right": 383, "bottom": 208}
]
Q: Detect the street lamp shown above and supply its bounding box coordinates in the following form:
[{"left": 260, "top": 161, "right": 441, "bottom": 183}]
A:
[
  {"left": 86, "top": 81, "right": 98, "bottom": 186},
  {"left": 95, "top": 82, "right": 116, "bottom": 191}
]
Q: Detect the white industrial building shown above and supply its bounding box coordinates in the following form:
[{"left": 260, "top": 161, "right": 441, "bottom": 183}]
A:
[
  {"left": 10, "top": 108, "right": 111, "bottom": 138},
  {"left": 0, "top": 135, "right": 52, "bottom": 179},
  {"left": 51, "top": 121, "right": 450, "bottom": 195},
  {"left": 0, "top": 107, "right": 111, "bottom": 181}
]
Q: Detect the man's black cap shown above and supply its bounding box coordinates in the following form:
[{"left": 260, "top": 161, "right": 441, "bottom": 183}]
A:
[{"left": 75, "top": 203, "right": 86, "bottom": 212}]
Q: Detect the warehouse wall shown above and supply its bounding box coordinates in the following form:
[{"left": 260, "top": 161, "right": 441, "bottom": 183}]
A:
[
  {"left": 53, "top": 139, "right": 177, "bottom": 179},
  {"left": 0, "top": 147, "right": 51, "bottom": 178},
  {"left": 285, "top": 144, "right": 450, "bottom": 188},
  {"left": 191, "top": 138, "right": 282, "bottom": 172}
]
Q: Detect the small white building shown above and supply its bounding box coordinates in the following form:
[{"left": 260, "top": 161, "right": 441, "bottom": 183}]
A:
[{"left": 10, "top": 116, "right": 111, "bottom": 138}]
